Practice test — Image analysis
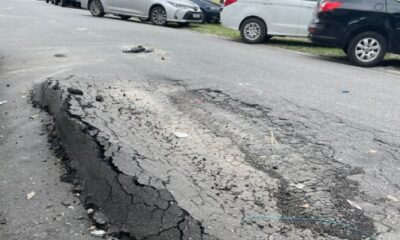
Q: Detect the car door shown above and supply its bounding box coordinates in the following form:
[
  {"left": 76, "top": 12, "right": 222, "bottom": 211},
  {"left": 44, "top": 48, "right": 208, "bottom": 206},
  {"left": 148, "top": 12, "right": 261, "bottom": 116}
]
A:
[
  {"left": 114, "top": 0, "right": 150, "bottom": 16},
  {"left": 263, "top": 0, "right": 301, "bottom": 35},
  {"left": 297, "top": 0, "right": 317, "bottom": 36}
]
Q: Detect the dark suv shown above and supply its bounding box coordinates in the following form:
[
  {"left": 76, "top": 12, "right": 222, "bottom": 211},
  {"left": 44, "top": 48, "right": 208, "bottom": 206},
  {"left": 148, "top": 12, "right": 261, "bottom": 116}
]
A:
[{"left": 309, "top": 0, "right": 400, "bottom": 67}]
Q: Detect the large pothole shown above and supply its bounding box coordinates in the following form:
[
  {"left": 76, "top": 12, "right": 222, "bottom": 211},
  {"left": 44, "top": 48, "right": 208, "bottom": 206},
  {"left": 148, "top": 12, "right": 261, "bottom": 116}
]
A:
[{"left": 32, "top": 76, "right": 382, "bottom": 240}]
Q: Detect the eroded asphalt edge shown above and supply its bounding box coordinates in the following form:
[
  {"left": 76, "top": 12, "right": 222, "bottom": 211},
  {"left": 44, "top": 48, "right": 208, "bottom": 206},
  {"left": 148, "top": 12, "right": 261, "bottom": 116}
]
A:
[{"left": 31, "top": 76, "right": 400, "bottom": 240}]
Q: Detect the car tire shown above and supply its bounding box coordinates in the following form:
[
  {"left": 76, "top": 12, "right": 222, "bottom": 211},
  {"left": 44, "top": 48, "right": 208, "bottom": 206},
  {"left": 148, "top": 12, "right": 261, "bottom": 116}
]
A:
[
  {"left": 89, "top": 0, "right": 105, "bottom": 17},
  {"left": 60, "top": 0, "right": 67, "bottom": 7},
  {"left": 240, "top": 18, "right": 267, "bottom": 44},
  {"left": 347, "top": 31, "right": 387, "bottom": 67},
  {"left": 119, "top": 15, "right": 131, "bottom": 20},
  {"left": 150, "top": 6, "right": 167, "bottom": 26}
]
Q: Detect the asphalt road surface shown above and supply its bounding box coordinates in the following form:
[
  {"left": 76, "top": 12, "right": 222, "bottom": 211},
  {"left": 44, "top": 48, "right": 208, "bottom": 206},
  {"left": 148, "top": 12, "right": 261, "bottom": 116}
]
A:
[{"left": 1, "top": 0, "right": 400, "bottom": 239}]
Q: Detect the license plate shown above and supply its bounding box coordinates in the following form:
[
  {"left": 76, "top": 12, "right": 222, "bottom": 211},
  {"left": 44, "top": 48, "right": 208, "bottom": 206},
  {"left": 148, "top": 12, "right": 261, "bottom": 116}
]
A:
[{"left": 192, "top": 13, "right": 201, "bottom": 19}]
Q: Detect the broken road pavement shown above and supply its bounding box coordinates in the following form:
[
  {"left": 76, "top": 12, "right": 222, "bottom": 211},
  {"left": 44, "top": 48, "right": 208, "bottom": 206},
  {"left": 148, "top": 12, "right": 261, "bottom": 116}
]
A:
[{"left": 1, "top": 0, "right": 400, "bottom": 239}]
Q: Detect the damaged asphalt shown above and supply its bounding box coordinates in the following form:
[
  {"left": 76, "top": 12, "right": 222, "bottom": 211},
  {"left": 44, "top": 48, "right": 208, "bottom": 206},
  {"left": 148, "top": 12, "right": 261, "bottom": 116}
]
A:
[{"left": 1, "top": 0, "right": 400, "bottom": 239}]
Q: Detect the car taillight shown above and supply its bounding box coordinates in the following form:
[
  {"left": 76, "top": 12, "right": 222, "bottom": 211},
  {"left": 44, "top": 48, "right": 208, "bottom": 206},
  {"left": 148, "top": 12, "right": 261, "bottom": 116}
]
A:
[
  {"left": 224, "top": 0, "right": 237, "bottom": 7},
  {"left": 319, "top": 1, "right": 342, "bottom": 12}
]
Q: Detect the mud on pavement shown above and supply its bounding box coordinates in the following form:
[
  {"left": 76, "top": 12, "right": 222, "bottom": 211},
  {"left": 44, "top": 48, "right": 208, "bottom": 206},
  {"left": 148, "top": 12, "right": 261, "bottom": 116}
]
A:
[{"left": 32, "top": 76, "right": 400, "bottom": 240}]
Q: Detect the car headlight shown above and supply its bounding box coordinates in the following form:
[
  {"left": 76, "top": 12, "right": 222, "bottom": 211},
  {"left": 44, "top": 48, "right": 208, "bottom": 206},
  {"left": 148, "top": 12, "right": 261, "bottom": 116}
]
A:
[{"left": 167, "top": 1, "right": 195, "bottom": 10}]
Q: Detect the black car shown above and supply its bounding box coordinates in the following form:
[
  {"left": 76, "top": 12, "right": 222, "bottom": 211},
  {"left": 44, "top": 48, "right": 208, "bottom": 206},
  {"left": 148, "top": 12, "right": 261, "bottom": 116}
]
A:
[
  {"left": 309, "top": 0, "right": 400, "bottom": 67},
  {"left": 190, "top": 0, "right": 222, "bottom": 23}
]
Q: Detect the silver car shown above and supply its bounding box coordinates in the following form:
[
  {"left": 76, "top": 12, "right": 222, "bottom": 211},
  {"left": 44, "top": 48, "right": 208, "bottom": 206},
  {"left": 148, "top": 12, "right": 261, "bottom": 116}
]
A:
[{"left": 80, "top": 0, "right": 203, "bottom": 26}]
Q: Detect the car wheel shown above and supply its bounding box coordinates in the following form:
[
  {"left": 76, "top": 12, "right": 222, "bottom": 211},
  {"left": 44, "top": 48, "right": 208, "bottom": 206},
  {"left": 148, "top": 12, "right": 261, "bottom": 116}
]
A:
[
  {"left": 347, "top": 31, "right": 387, "bottom": 67},
  {"left": 240, "top": 18, "right": 267, "bottom": 44},
  {"left": 150, "top": 6, "right": 167, "bottom": 26},
  {"left": 89, "top": 0, "right": 105, "bottom": 17},
  {"left": 177, "top": 22, "right": 190, "bottom": 27},
  {"left": 119, "top": 15, "right": 131, "bottom": 20}
]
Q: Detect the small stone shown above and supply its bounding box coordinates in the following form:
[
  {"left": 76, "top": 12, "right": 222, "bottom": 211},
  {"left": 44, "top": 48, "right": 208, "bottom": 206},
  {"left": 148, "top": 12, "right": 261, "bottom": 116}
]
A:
[
  {"left": 6, "top": 84, "right": 10, "bottom": 87},
  {"left": 0, "top": 218, "right": 6, "bottom": 224},
  {"left": 95, "top": 95, "right": 104, "bottom": 102},
  {"left": 93, "top": 211, "right": 108, "bottom": 226},
  {"left": 87, "top": 208, "right": 94, "bottom": 214},
  {"left": 387, "top": 195, "right": 399, "bottom": 202},
  {"left": 301, "top": 203, "right": 310, "bottom": 209},
  {"left": 27, "top": 191, "right": 36, "bottom": 200},
  {"left": 61, "top": 201, "right": 71, "bottom": 207}
]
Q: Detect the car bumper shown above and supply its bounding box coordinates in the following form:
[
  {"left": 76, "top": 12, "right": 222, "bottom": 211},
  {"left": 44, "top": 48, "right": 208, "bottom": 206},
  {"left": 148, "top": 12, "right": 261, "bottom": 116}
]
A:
[
  {"left": 221, "top": 5, "right": 243, "bottom": 30},
  {"left": 204, "top": 11, "right": 220, "bottom": 22},
  {"left": 308, "top": 22, "right": 343, "bottom": 47},
  {"left": 167, "top": 9, "right": 203, "bottom": 23}
]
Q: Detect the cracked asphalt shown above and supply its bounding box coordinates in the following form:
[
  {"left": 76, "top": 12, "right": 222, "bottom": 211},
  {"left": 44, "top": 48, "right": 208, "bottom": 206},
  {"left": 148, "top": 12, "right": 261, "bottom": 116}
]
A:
[{"left": 1, "top": 0, "right": 400, "bottom": 239}]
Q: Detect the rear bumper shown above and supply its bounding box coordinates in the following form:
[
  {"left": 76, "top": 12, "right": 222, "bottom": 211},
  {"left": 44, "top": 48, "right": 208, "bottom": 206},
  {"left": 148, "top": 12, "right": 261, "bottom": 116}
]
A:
[{"left": 308, "top": 23, "right": 341, "bottom": 47}]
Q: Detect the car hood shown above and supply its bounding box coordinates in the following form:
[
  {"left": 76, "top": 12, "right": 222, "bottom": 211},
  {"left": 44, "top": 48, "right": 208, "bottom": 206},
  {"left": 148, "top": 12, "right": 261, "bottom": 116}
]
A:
[
  {"left": 168, "top": 0, "right": 201, "bottom": 8},
  {"left": 189, "top": 0, "right": 222, "bottom": 8}
]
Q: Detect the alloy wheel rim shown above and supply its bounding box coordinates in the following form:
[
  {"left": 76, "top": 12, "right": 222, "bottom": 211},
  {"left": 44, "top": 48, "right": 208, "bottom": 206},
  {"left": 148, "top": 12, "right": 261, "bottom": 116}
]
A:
[
  {"left": 244, "top": 23, "right": 261, "bottom": 41},
  {"left": 152, "top": 8, "right": 167, "bottom": 25},
  {"left": 355, "top": 38, "right": 381, "bottom": 63},
  {"left": 90, "top": 0, "right": 101, "bottom": 15}
]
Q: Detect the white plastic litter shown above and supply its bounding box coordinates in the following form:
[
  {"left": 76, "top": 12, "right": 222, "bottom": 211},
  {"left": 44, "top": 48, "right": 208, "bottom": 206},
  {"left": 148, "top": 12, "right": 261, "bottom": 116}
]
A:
[
  {"left": 347, "top": 199, "right": 362, "bottom": 210},
  {"left": 174, "top": 132, "right": 189, "bottom": 138},
  {"left": 91, "top": 230, "right": 106, "bottom": 237}
]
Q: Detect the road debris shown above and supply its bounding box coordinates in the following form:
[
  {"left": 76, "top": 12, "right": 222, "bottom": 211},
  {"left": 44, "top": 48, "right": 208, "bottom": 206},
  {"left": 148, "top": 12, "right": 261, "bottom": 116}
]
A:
[
  {"left": 368, "top": 149, "right": 377, "bottom": 154},
  {"left": 93, "top": 211, "right": 108, "bottom": 226},
  {"left": 301, "top": 203, "right": 310, "bottom": 209},
  {"left": 291, "top": 183, "right": 305, "bottom": 189},
  {"left": 387, "top": 195, "right": 399, "bottom": 202},
  {"left": 95, "top": 95, "right": 104, "bottom": 102},
  {"left": 29, "top": 114, "right": 38, "bottom": 119},
  {"left": 342, "top": 90, "right": 350, "bottom": 94},
  {"left": 87, "top": 208, "right": 94, "bottom": 215},
  {"left": 122, "top": 45, "right": 153, "bottom": 54},
  {"left": 173, "top": 131, "right": 189, "bottom": 138},
  {"left": 61, "top": 200, "right": 71, "bottom": 207},
  {"left": 90, "top": 229, "right": 106, "bottom": 237},
  {"left": 26, "top": 191, "right": 36, "bottom": 200},
  {"left": 0, "top": 101, "right": 7, "bottom": 106},
  {"left": 67, "top": 87, "right": 84, "bottom": 95},
  {"left": 346, "top": 199, "right": 362, "bottom": 210},
  {"left": 270, "top": 131, "right": 278, "bottom": 145},
  {"left": 54, "top": 54, "right": 67, "bottom": 58}
]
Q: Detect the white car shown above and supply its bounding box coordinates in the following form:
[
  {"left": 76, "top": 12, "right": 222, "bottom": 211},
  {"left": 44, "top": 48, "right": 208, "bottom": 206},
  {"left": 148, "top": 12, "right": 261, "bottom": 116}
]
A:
[
  {"left": 221, "top": 0, "right": 318, "bottom": 43},
  {"left": 80, "top": 0, "right": 203, "bottom": 26}
]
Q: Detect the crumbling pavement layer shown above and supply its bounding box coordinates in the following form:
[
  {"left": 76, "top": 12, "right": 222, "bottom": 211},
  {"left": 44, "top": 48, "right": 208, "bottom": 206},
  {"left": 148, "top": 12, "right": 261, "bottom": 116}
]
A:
[{"left": 33, "top": 76, "right": 400, "bottom": 240}]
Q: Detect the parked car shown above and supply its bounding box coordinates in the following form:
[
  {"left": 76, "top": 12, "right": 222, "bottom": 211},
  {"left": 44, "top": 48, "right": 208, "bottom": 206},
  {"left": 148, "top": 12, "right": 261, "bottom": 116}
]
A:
[
  {"left": 221, "top": 0, "right": 317, "bottom": 43},
  {"left": 189, "top": 0, "right": 222, "bottom": 23},
  {"left": 80, "top": 0, "right": 203, "bottom": 26},
  {"left": 47, "top": 0, "right": 80, "bottom": 7},
  {"left": 309, "top": 0, "right": 400, "bottom": 67}
]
